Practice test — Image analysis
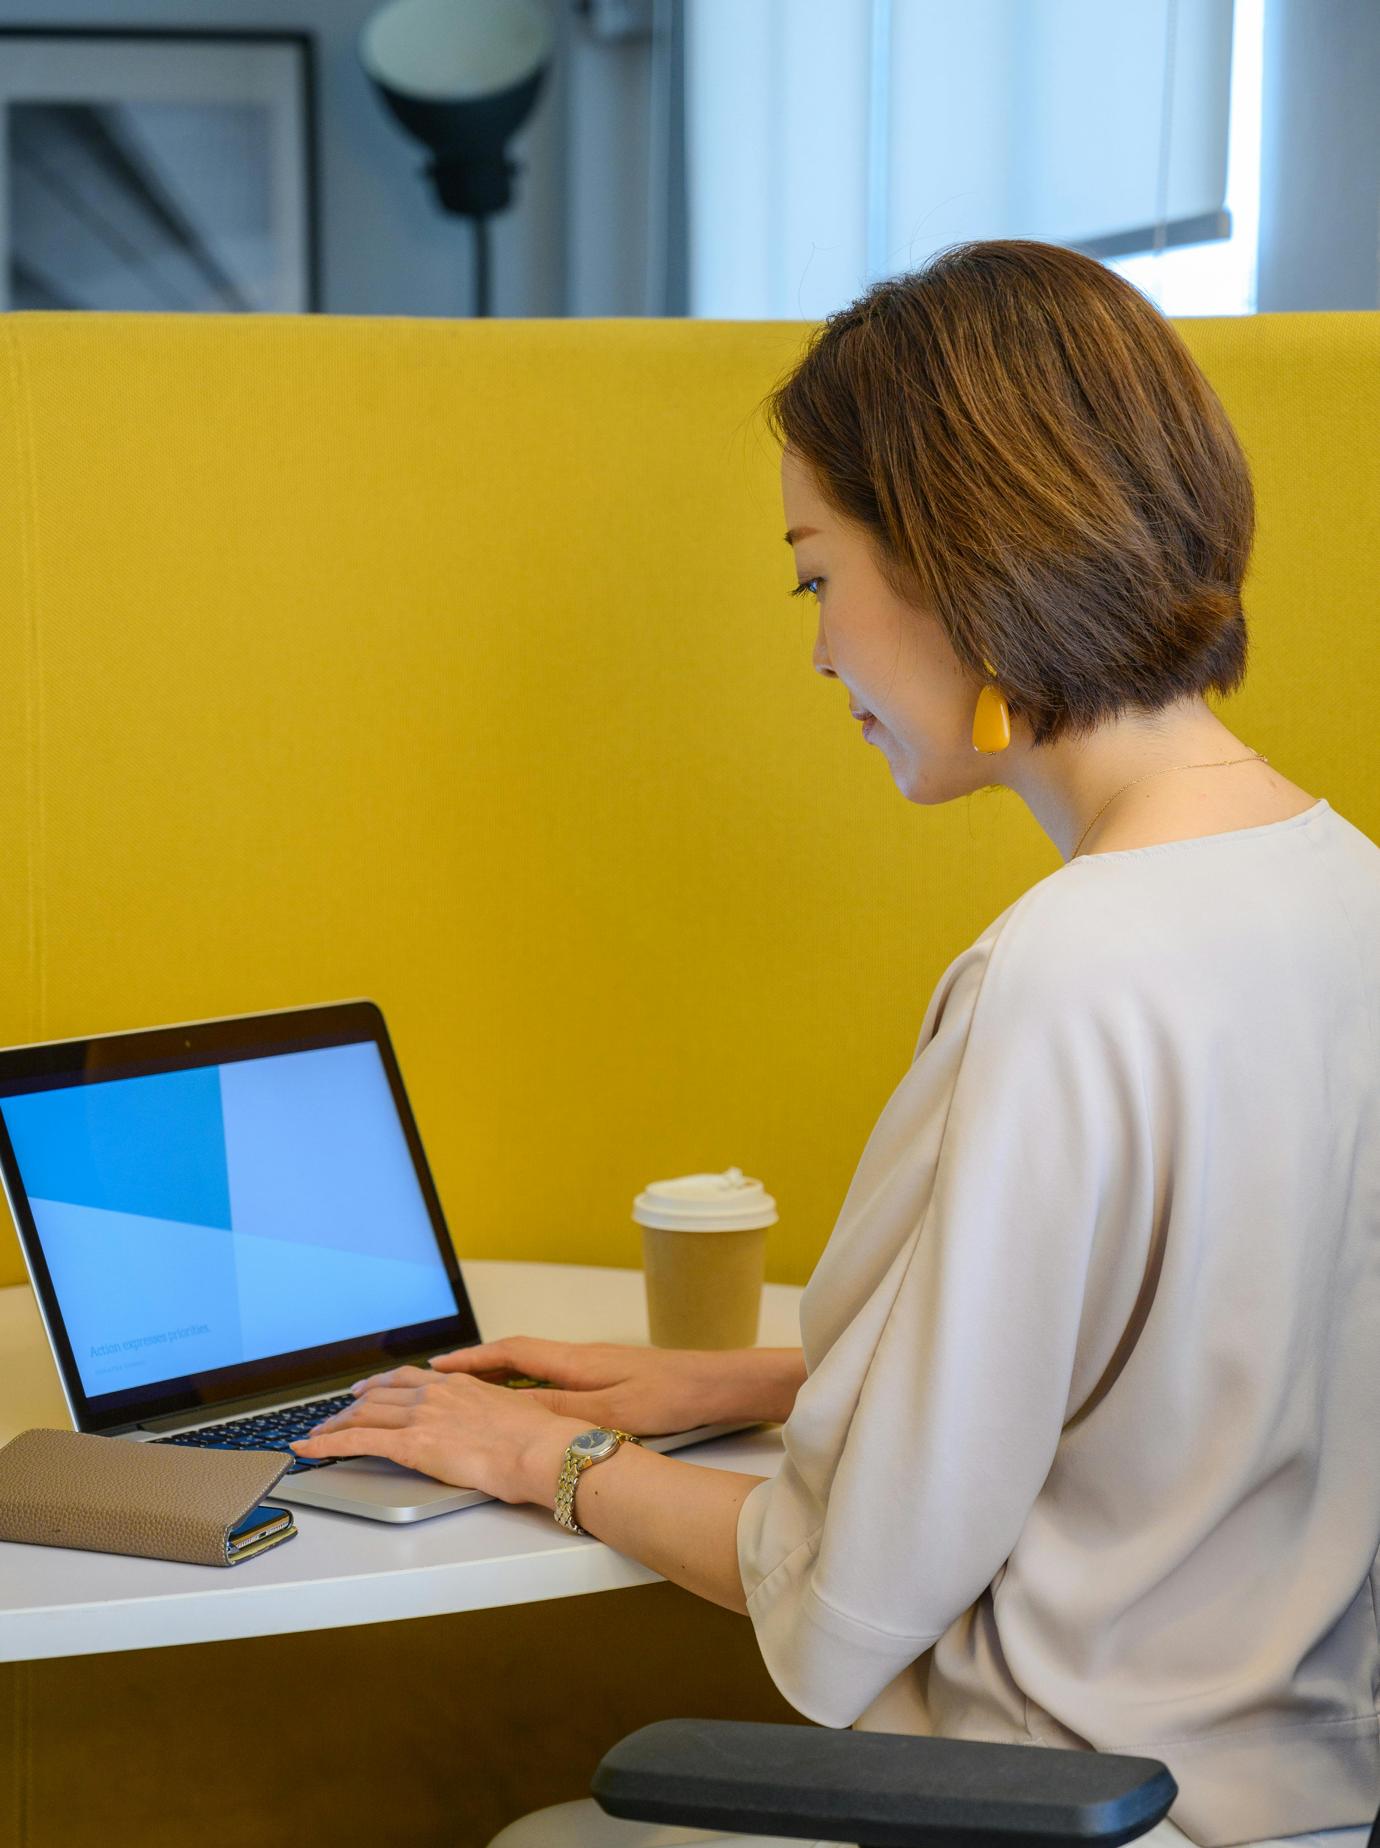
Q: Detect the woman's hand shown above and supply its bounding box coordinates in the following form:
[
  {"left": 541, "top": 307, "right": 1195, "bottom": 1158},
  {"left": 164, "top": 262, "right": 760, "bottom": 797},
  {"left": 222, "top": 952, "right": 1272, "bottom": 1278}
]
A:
[
  {"left": 421, "top": 1334, "right": 753, "bottom": 1436},
  {"left": 287, "top": 1336, "right": 805, "bottom": 1506},
  {"left": 287, "top": 1364, "right": 587, "bottom": 1505}
]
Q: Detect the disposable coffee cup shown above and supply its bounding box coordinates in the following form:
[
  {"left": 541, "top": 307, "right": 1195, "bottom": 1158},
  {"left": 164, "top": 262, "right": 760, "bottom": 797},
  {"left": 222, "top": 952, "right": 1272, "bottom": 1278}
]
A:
[{"left": 632, "top": 1167, "right": 777, "bottom": 1349}]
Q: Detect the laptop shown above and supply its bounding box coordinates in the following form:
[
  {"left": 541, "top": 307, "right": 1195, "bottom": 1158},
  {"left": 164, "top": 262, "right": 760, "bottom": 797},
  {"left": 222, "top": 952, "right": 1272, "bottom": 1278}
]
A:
[{"left": 0, "top": 1000, "right": 755, "bottom": 1523}]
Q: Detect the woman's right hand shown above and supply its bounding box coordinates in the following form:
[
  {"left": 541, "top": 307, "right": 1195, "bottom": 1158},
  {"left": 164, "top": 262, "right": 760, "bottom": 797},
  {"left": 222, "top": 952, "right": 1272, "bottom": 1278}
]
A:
[{"left": 425, "top": 1335, "right": 801, "bottom": 1436}]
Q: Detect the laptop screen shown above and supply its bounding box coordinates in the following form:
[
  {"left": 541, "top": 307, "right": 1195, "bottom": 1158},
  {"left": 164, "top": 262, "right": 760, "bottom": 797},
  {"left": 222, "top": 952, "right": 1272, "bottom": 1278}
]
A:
[{"left": 0, "top": 1003, "right": 481, "bottom": 1432}]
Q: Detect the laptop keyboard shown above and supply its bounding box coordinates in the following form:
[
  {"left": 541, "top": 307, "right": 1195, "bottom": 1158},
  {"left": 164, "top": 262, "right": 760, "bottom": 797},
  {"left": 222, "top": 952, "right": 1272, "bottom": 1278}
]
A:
[{"left": 152, "top": 1393, "right": 357, "bottom": 1472}]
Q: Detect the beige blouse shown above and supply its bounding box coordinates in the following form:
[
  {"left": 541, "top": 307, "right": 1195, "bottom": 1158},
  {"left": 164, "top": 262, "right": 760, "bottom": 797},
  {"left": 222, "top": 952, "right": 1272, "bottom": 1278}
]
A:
[{"left": 737, "top": 797, "right": 1380, "bottom": 1848}]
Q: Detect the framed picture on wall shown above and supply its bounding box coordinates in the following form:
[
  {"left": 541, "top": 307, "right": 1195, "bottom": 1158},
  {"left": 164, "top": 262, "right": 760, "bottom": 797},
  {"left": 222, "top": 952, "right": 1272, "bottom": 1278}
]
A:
[{"left": 0, "top": 27, "right": 319, "bottom": 313}]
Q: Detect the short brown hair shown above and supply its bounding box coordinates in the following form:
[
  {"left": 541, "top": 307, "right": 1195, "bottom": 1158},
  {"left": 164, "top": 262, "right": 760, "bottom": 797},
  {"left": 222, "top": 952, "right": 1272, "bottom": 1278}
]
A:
[{"left": 761, "top": 239, "right": 1255, "bottom": 749}]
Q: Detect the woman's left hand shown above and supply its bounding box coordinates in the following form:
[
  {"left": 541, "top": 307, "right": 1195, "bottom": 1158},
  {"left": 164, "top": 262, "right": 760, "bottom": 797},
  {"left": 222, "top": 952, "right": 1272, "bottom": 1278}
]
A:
[{"left": 288, "top": 1365, "right": 590, "bottom": 1506}]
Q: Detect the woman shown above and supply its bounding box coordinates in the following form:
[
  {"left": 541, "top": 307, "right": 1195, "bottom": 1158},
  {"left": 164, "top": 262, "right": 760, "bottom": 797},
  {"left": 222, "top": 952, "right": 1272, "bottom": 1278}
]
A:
[{"left": 291, "top": 241, "right": 1380, "bottom": 1848}]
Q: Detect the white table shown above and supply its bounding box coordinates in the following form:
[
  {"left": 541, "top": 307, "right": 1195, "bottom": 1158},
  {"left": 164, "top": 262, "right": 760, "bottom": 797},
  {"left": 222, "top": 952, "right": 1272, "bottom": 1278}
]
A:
[{"left": 0, "top": 1261, "right": 800, "bottom": 1663}]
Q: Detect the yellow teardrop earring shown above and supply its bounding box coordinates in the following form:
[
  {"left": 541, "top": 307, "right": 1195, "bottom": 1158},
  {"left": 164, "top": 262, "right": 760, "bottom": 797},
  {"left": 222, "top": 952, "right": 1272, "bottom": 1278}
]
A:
[{"left": 971, "top": 656, "right": 1012, "bottom": 753}]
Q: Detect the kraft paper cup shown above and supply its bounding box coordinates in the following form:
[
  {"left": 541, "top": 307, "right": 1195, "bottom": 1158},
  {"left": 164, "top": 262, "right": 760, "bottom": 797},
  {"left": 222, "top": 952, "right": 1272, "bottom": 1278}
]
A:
[{"left": 632, "top": 1167, "right": 777, "bottom": 1349}]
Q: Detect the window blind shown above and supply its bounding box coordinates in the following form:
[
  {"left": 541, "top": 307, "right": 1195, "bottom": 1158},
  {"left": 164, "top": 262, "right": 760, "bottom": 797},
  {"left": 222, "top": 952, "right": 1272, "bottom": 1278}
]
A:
[{"left": 686, "top": 0, "right": 1235, "bottom": 319}]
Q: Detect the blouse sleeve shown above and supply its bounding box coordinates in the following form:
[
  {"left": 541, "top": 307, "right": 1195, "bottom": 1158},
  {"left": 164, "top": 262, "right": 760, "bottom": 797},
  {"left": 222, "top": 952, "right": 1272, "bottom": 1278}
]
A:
[{"left": 736, "top": 895, "right": 1153, "bottom": 1727}]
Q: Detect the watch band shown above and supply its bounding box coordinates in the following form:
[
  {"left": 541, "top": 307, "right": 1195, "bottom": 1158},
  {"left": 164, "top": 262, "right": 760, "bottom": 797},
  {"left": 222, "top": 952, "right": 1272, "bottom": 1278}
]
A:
[{"left": 554, "top": 1427, "right": 641, "bottom": 1535}]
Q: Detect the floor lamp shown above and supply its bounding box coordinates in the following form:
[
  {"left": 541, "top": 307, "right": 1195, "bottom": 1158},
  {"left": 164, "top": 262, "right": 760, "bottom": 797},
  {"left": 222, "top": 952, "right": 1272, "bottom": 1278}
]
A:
[{"left": 359, "top": 0, "right": 556, "bottom": 317}]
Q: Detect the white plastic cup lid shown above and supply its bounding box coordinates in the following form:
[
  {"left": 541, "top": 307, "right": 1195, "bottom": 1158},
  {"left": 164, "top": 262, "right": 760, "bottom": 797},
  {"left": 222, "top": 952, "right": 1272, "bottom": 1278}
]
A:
[{"left": 632, "top": 1166, "right": 778, "bottom": 1232}]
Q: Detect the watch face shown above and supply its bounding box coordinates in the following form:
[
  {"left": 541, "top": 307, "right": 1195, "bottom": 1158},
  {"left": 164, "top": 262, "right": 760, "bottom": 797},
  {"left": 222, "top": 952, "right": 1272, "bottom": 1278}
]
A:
[{"left": 573, "top": 1428, "right": 615, "bottom": 1458}]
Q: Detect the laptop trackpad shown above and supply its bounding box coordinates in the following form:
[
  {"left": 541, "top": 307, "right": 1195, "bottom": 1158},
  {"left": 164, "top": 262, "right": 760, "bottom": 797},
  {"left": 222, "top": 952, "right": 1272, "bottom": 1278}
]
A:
[
  {"left": 273, "top": 1455, "right": 489, "bottom": 1520},
  {"left": 334, "top": 1456, "right": 437, "bottom": 1483}
]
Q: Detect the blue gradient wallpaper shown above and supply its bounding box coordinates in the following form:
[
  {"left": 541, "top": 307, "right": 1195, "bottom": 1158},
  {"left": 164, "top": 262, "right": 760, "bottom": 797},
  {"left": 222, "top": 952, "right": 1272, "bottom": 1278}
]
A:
[{"left": 1, "top": 1041, "right": 457, "bottom": 1394}]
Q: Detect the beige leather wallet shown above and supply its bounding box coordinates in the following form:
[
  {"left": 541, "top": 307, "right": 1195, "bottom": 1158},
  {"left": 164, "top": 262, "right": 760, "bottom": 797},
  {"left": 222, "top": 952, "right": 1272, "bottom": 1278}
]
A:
[{"left": 0, "top": 1427, "right": 297, "bottom": 1567}]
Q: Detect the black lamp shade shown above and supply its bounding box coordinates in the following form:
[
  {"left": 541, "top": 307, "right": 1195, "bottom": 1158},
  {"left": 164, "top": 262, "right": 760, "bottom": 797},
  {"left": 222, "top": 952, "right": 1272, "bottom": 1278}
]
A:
[{"left": 372, "top": 62, "right": 550, "bottom": 214}]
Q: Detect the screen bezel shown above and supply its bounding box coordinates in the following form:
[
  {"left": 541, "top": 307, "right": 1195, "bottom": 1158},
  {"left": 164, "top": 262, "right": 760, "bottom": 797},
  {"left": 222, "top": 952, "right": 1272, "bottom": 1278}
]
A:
[{"left": 0, "top": 999, "right": 482, "bottom": 1434}]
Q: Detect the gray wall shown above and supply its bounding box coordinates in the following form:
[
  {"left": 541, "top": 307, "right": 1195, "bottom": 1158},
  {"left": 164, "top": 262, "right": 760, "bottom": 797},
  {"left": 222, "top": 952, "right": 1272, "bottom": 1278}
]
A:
[
  {"left": 1256, "top": 0, "right": 1380, "bottom": 311},
  {"left": 0, "top": 0, "right": 668, "bottom": 318}
]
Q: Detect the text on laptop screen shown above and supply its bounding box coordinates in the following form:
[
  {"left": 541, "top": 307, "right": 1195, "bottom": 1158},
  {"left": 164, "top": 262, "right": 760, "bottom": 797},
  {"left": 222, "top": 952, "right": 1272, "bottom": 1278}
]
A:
[{"left": 0, "top": 1040, "right": 460, "bottom": 1396}]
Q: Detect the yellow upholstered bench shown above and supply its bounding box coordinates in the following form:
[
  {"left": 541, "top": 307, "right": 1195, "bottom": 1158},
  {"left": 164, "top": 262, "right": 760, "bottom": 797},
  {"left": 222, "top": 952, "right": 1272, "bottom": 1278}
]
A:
[{"left": 2, "top": 309, "right": 1376, "bottom": 1296}]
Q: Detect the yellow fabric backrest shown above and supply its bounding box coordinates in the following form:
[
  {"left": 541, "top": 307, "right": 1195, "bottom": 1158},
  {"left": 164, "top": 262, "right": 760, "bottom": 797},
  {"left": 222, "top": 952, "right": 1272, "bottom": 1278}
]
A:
[{"left": 0, "top": 310, "right": 1376, "bottom": 1291}]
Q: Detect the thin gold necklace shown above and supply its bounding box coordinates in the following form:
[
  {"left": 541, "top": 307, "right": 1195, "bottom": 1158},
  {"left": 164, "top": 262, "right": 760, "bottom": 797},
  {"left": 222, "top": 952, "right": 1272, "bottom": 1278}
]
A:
[{"left": 1072, "top": 753, "right": 1270, "bottom": 860}]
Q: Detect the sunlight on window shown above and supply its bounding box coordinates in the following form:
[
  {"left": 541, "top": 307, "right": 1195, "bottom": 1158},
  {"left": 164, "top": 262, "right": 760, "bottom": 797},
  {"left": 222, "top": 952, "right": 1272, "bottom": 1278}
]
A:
[{"left": 1107, "top": 0, "right": 1264, "bottom": 317}]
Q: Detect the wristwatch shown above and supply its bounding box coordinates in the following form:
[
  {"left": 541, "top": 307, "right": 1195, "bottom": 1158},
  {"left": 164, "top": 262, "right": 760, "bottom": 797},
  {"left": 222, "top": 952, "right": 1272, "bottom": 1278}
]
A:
[{"left": 554, "top": 1426, "right": 641, "bottom": 1535}]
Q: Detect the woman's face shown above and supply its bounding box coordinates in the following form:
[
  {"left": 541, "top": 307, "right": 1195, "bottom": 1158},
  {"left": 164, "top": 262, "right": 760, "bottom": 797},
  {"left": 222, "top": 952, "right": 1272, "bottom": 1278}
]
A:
[{"left": 781, "top": 446, "right": 991, "bottom": 805}]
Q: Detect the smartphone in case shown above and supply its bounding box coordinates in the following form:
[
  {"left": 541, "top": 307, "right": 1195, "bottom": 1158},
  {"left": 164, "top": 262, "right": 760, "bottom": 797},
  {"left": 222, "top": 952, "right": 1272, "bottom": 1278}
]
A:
[{"left": 226, "top": 1502, "right": 296, "bottom": 1565}]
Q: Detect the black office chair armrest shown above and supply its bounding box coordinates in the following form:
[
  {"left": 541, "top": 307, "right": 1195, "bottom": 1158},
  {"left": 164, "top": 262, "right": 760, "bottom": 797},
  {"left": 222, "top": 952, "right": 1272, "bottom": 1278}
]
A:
[{"left": 592, "top": 1718, "right": 1178, "bottom": 1848}]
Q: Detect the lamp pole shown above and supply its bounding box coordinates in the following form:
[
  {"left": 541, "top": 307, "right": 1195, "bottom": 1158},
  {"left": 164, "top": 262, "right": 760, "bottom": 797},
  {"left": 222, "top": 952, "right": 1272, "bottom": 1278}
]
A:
[
  {"left": 471, "top": 217, "right": 491, "bottom": 319},
  {"left": 426, "top": 148, "right": 518, "bottom": 317}
]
